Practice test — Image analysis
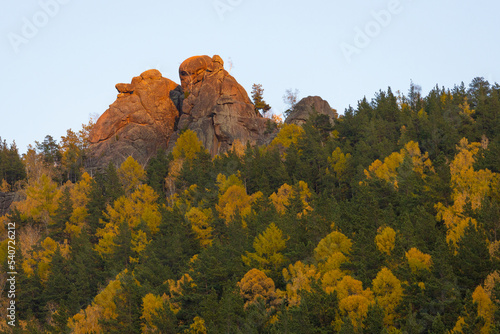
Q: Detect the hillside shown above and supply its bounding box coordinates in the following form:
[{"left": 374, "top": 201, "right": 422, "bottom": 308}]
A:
[{"left": 1, "top": 72, "right": 500, "bottom": 333}]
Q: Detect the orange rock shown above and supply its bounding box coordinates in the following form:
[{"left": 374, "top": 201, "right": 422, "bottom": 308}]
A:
[
  {"left": 173, "top": 55, "right": 273, "bottom": 156},
  {"left": 87, "top": 70, "right": 180, "bottom": 169}
]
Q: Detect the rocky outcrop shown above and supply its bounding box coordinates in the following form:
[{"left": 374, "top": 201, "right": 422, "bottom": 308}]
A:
[
  {"left": 171, "top": 55, "right": 273, "bottom": 156},
  {"left": 285, "top": 96, "right": 336, "bottom": 126},
  {"left": 87, "top": 70, "right": 180, "bottom": 169},
  {"left": 87, "top": 56, "right": 278, "bottom": 169},
  {"left": 0, "top": 192, "right": 19, "bottom": 216}
]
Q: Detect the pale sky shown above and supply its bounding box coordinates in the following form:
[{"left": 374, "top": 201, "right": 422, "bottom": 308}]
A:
[{"left": 1, "top": 0, "right": 499, "bottom": 152}]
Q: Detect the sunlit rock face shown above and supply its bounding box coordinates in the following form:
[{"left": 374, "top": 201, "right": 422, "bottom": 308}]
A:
[
  {"left": 87, "top": 55, "right": 277, "bottom": 170},
  {"left": 87, "top": 69, "right": 180, "bottom": 169},
  {"left": 172, "top": 55, "right": 272, "bottom": 156}
]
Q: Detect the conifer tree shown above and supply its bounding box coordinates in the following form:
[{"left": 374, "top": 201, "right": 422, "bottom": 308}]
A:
[{"left": 251, "top": 83, "right": 271, "bottom": 116}]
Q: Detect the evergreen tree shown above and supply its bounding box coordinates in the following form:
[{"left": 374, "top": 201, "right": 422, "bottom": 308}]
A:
[
  {"left": 50, "top": 186, "right": 72, "bottom": 241},
  {"left": 453, "top": 224, "right": 492, "bottom": 294},
  {"left": 251, "top": 83, "right": 271, "bottom": 116}
]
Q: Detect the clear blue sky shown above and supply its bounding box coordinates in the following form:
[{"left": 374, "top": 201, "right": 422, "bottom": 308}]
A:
[{"left": 1, "top": 0, "right": 499, "bottom": 153}]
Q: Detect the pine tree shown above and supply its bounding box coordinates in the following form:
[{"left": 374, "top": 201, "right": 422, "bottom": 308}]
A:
[
  {"left": 50, "top": 186, "right": 72, "bottom": 241},
  {"left": 251, "top": 83, "right": 271, "bottom": 116}
]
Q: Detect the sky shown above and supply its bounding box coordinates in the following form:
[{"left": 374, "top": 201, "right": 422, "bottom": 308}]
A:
[{"left": 1, "top": 0, "right": 499, "bottom": 153}]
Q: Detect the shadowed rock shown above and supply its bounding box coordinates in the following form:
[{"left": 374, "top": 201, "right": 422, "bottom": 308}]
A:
[
  {"left": 285, "top": 96, "right": 337, "bottom": 126},
  {"left": 0, "top": 192, "right": 20, "bottom": 216}
]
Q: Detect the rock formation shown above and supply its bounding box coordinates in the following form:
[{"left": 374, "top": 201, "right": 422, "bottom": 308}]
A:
[
  {"left": 285, "top": 96, "right": 337, "bottom": 126},
  {"left": 87, "top": 69, "right": 180, "bottom": 169},
  {"left": 87, "top": 55, "right": 278, "bottom": 169},
  {"left": 172, "top": 55, "right": 273, "bottom": 156},
  {"left": 0, "top": 192, "right": 19, "bottom": 216}
]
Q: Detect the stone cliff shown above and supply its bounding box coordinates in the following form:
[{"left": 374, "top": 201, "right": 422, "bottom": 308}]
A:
[
  {"left": 172, "top": 55, "right": 271, "bottom": 156},
  {"left": 87, "top": 69, "right": 180, "bottom": 169}
]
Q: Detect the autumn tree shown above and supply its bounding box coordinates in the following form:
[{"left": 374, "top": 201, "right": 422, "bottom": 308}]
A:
[
  {"left": 372, "top": 267, "right": 403, "bottom": 326},
  {"left": 242, "top": 223, "right": 288, "bottom": 272},
  {"left": 118, "top": 156, "right": 146, "bottom": 195},
  {"left": 68, "top": 271, "right": 125, "bottom": 333},
  {"left": 282, "top": 261, "right": 319, "bottom": 306},
  {"left": 269, "top": 123, "right": 304, "bottom": 151},
  {"left": 166, "top": 130, "right": 206, "bottom": 199},
  {"left": 405, "top": 247, "right": 432, "bottom": 273},
  {"left": 436, "top": 138, "right": 495, "bottom": 247},
  {"left": 314, "top": 231, "right": 352, "bottom": 263},
  {"left": 95, "top": 184, "right": 161, "bottom": 263},
  {"left": 328, "top": 147, "right": 351, "bottom": 179},
  {"left": 14, "top": 173, "right": 59, "bottom": 226},
  {"left": 269, "top": 181, "right": 313, "bottom": 217},
  {"left": 363, "top": 140, "right": 434, "bottom": 189},
  {"left": 335, "top": 275, "right": 374, "bottom": 330},
  {"left": 472, "top": 285, "right": 496, "bottom": 334},
  {"left": 216, "top": 174, "right": 262, "bottom": 227},
  {"left": 375, "top": 226, "right": 396, "bottom": 256},
  {"left": 314, "top": 230, "right": 352, "bottom": 294},
  {"left": 237, "top": 268, "right": 282, "bottom": 310},
  {"left": 185, "top": 206, "right": 213, "bottom": 247}
]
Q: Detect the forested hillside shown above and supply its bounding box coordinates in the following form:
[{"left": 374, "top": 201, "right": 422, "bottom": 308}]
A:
[{"left": 1, "top": 78, "right": 500, "bottom": 333}]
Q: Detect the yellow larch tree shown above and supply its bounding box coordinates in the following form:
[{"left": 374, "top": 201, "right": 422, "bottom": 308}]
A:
[
  {"left": 405, "top": 247, "right": 432, "bottom": 273},
  {"left": 95, "top": 184, "right": 161, "bottom": 259},
  {"left": 375, "top": 226, "right": 396, "bottom": 256},
  {"left": 269, "top": 181, "right": 313, "bottom": 217},
  {"left": 372, "top": 267, "right": 403, "bottom": 326},
  {"left": 118, "top": 156, "right": 145, "bottom": 195},
  {"left": 269, "top": 183, "right": 293, "bottom": 215},
  {"left": 328, "top": 147, "right": 351, "bottom": 178},
  {"left": 238, "top": 268, "right": 282, "bottom": 309},
  {"left": 435, "top": 138, "right": 494, "bottom": 247},
  {"left": 228, "top": 139, "right": 246, "bottom": 158},
  {"left": 166, "top": 130, "right": 206, "bottom": 200},
  {"left": 269, "top": 123, "right": 304, "bottom": 150},
  {"left": 22, "top": 237, "right": 70, "bottom": 281},
  {"left": 65, "top": 172, "right": 93, "bottom": 237},
  {"left": 185, "top": 206, "right": 213, "bottom": 247},
  {"left": 14, "top": 173, "right": 59, "bottom": 226},
  {"left": 336, "top": 275, "right": 374, "bottom": 330},
  {"left": 216, "top": 173, "right": 244, "bottom": 195},
  {"left": 183, "top": 316, "right": 208, "bottom": 334},
  {"left": 68, "top": 271, "right": 127, "bottom": 333},
  {"left": 161, "top": 273, "right": 196, "bottom": 314},
  {"left": 458, "top": 97, "right": 475, "bottom": 122},
  {"left": 216, "top": 174, "right": 262, "bottom": 227},
  {"left": 242, "top": 223, "right": 288, "bottom": 272},
  {"left": 472, "top": 285, "right": 496, "bottom": 334},
  {"left": 172, "top": 129, "right": 205, "bottom": 160},
  {"left": 484, "top": 271, "right": 500, "bottom": 298},
  {"left": 314, "top": 231, "right": 352, "bottom": 262},
  {"left": 314, "top": 231, "right": 353, "bottom": 293},
  {"left": 364, "top": 140, "right": 433, "bottom": 188},
  {"left": 0, "top": 179, "right": 10, "bottom": 192},
  {"left": 282, "top": 261, "right": 319, "bottom": 306},
  {"left": 141, "top": 293, "right": 168, "bottom": 333}
]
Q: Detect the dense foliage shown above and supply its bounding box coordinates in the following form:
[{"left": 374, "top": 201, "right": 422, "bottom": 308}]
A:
[{"left": 1, "top": 78, "right": 500, "bottom": 333}]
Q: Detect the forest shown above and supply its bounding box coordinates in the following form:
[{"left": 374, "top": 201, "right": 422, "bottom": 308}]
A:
[{"left": 1, "top": 77, "right": 500, "bottom": 333}]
